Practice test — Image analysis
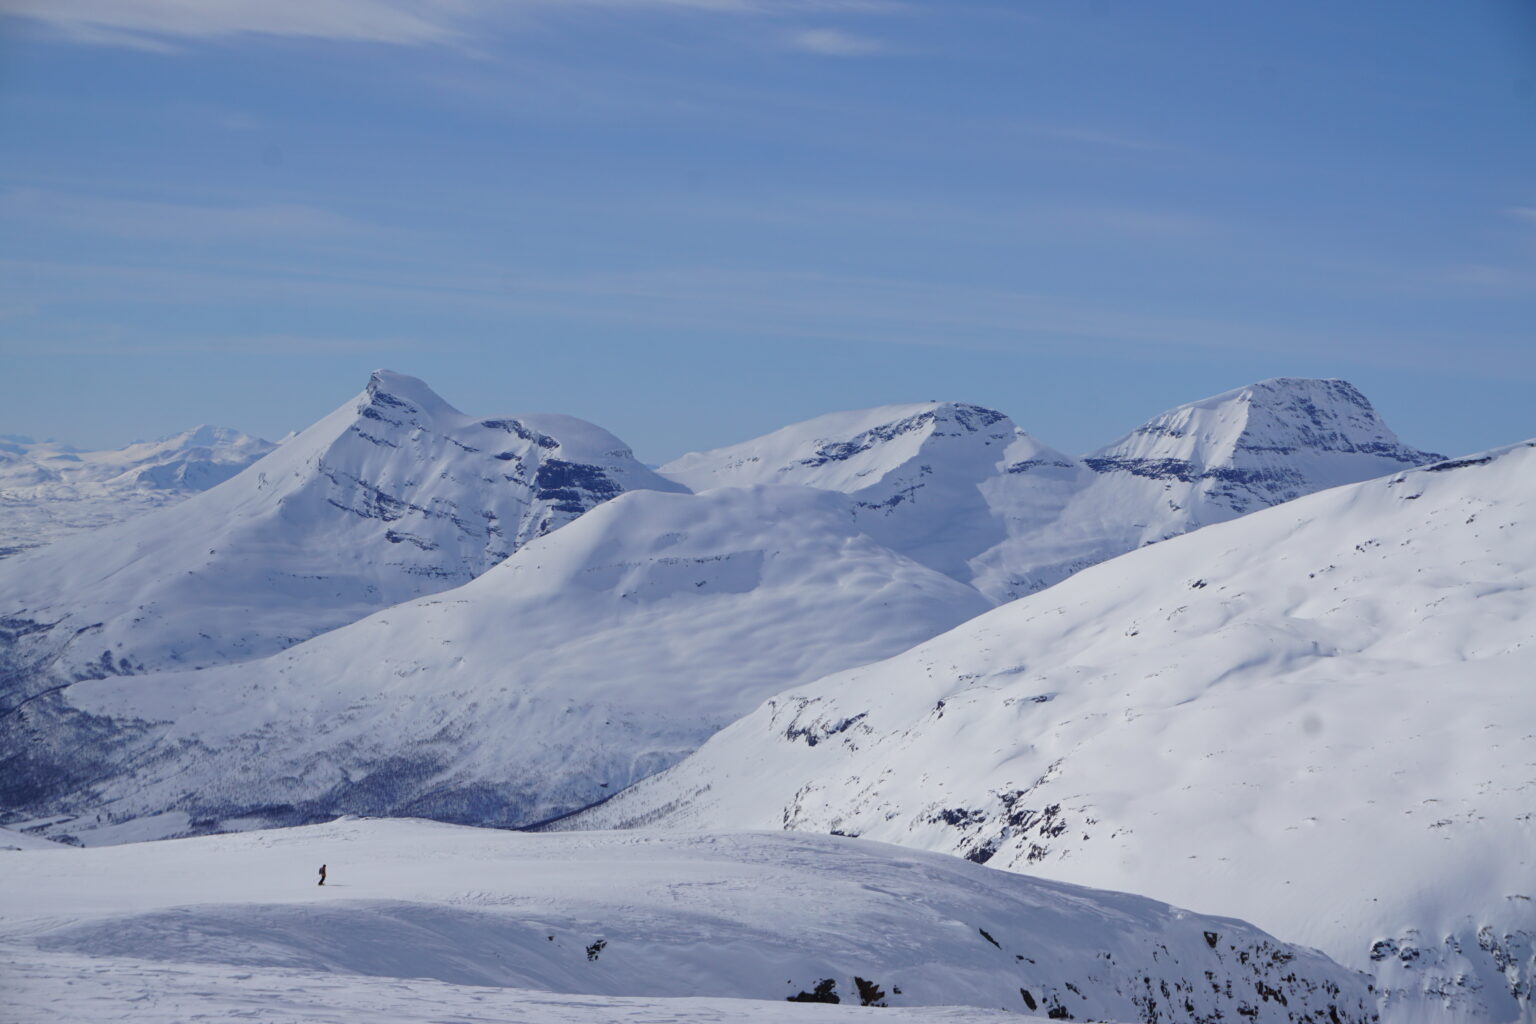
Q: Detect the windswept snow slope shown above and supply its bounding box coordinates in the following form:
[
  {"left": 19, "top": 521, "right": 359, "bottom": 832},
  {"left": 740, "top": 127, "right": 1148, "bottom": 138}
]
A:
[
  {"left": 0, "top": 371, "right": 682, "bottom": 708},
  {"left": 0, "top": 425, "right": 275, "bottom": 555},
  {"left": 662, "top": 380, "right": 1440, "bottom": 601},
  {"left": 0, "top": 486, "right": 989, "bottom": 836},
  {"left": 0, "top": 818, "right": 1376, "bottom": 1024},
  {"left": 565, "top": 441, "right": 1536, "bottom": 1023}
]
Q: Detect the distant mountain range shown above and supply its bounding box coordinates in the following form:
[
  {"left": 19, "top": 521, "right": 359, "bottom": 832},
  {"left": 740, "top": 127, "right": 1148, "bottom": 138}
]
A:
[
  {"left": 0, "top": 424, "right": 275, "bottom": 555},
  {"left": 0, "top": 371, "right": 1443, "bottom": 838}
]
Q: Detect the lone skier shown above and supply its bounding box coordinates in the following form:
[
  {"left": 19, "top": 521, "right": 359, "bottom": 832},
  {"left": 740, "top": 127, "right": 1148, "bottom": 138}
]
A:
[{"left": 318, "top": 864, "right": 327, "bottom": 886}]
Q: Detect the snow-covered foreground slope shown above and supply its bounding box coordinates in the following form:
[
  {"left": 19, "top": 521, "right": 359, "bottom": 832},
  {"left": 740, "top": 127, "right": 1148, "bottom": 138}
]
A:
[
  {"left": 0, "top": 425, "right": 275, "bottom": 555},
  {"left": 663, "top": 379, "right": 1440, "bottom": 602},
  {"left": 0, "top": 371, "right": 682, "bottom": 708},
  {"left": 566, "top": 442, "right": 1536, "bottom": 1023},
  {"left": 0, "top": 818, "right": 1376, "bottom": 1024},
  {"left": 0, "top": 486, "right": 988, "bottom": 837}
]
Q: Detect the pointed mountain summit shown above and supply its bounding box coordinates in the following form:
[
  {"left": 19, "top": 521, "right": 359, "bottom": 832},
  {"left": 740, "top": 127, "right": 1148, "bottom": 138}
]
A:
[
  {"left": 970, "top": 377, "right": 1444, "bottom": 600},
  {"left": 1085, "top": 377, "right": 1442, "bottom": 513},
  {"left": 0, "top": 371, "right": 681, "bottom": 706}
]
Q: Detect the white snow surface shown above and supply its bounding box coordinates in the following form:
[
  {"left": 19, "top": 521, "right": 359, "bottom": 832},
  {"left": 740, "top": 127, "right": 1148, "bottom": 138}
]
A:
[
  {"left": 662, "top": 379, "right": 1440, "bottom": 601},
  {"left": 8, "top": 485, "right": 989, "bottom": 834},
  {"left": 0, "top": 825, "right": 67, "bottom": 851},
  {"left": 0, "top": 817, "right": 1376, "bottom": 1024},
  {"left": 565, "top": 441, "right": 1536, "bottom": 1023},
  {"left": 0, "top": 425, "right": 275, "bottom": 554},
  {"left": 0, "top": 371, "right": 684, "bottom": 701}
]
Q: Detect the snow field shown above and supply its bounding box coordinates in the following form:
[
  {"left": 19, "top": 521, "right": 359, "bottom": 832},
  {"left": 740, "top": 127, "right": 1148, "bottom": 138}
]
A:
[{"left": 0, "top": 818, "right": 1373, "bottom": 1024}]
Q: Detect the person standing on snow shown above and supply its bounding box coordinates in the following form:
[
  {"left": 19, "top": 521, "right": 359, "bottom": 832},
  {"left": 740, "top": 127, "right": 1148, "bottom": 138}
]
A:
[{"left": 318, "top": 864, "right": 327, "bottom": 886}]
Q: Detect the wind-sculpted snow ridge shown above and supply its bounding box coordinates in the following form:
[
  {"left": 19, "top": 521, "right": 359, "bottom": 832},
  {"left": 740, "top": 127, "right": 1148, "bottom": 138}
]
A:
[
  {"left": 0, "top": 370, "right": 683, "bottom": 712},
  {"left": 562, "top": 440, "right": 1536, "bottom": 1023},
  {"left": 0, "top": 818, "right": 1377, "bottom": 1024},
  {"left": 663, "top": 380, "right": 1441, "bottom": 602},
  {"left": 0, "top": 425, "right": 276, "bottom": 555},
  {"left": 0, "top": 486, "right": 988, "bottom": 839}
]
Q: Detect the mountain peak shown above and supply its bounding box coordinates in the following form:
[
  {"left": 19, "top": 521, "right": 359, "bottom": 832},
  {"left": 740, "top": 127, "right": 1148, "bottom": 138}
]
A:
[
  {"left": 1085, "top": 377, "right": 1441, "bottom": 508},
  {"left": 360, "top": 369, "right": 460, "bottom": 421}
]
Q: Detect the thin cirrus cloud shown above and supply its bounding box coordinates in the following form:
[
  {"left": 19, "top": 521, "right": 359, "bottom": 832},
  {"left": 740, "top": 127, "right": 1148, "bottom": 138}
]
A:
[
  {"left": 789, "top": 28, "right": 889, "bottom": 56},
  {"left": 0, "top": 0, "right": 906, "bottom": 49},
  {"left": 0, "top": 188, "right": 383, "bottom": 243},
  {"left": 0, "top": 0, "right": 468, "bottom": 46}
]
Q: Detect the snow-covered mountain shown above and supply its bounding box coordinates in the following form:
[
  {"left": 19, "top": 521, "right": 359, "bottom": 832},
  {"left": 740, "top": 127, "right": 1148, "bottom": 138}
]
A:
[
  {"left": 0, "top": 370, "right": 683, "bottom": 709},
  {"left": 0, "top": 818, "right": 1377, "bottom": 1024},
  {"left": 973, "top": 378, "right": 1443, "bottom": 599},
  {"left": 0, "top": 425, "right": 276, "bottom": 555},
  {"left": 564, "top": 440, "right": 1536, "bottom": 1023},
  {"left": 663, "top": 379, "right": 1441, "bottom": 602},
  {"left": 0, "top": 376, "right": 1446, "bottom": 841},
  {"left": 662, "top": 401, "right": 1082, "bottom": 587},
  {"left": 0, "top": 485, "right": 988, "bottom": 838}
]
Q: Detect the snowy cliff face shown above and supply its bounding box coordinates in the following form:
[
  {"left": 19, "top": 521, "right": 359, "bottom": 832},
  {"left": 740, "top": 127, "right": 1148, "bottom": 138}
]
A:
[
  {"left": 0, "top": 820, "right": 1379, "bottom": 1024},
  {"left": 564, "top": 441, "right": 1536, "bottom": 1024},
  {"left": 0, "top": 371, "right": 683, "bottom": 708},
  {"left": 0, "top": 425, "right": 276, "bottom": 554},
  {"left": 663, "top": 381, "right": 1440, "bottom": 602},
  {"left": 0, "top": 486, "right": 989, "bottom": 837}
]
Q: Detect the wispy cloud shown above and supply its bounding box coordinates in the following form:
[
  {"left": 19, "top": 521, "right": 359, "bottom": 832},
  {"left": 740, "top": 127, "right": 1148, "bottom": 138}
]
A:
[
  {"left": 1, "top": 0, "right": 906, "bottom": 50},
  {"left": 6, "top": 255, "right": 1514, "bottom": 377},
  {"left": 790, "top": 27, "right": 889, "bottom": 56},
  {"left": 1505, "top": 207, "right": 1536, "bottom": 228},
  {"left": 0, "top": 189, "right": 382, "bottom": 243},
  {"left": 0, "top": 0, "right": 468, "bottom": 48}
]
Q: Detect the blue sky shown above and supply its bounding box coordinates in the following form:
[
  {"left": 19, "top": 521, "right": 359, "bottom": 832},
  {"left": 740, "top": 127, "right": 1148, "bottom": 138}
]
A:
[{"left": 1, "top": 0, "right": 1532, "bottom": 461}]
